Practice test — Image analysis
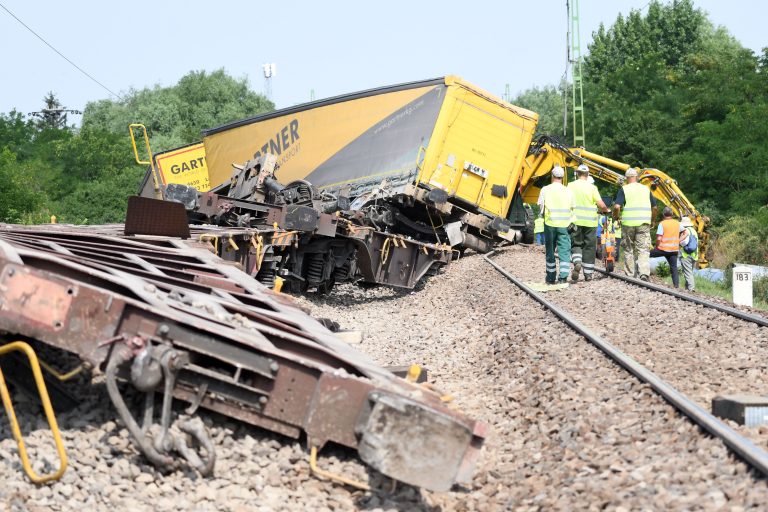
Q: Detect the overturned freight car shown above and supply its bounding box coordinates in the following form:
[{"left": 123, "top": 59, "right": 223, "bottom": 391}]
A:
[
  {"left": 143, "top": 76, "right": 539, "bottom": 252},
  {"left": 0, "top": 223, "right": 485, "bottom": 491}
]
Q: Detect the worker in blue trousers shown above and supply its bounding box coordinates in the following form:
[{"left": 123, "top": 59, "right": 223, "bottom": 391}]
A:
[{"left": 537, "top": 165, "right": 573, "bottom": 284}]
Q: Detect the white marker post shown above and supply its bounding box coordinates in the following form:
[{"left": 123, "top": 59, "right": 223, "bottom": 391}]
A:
[{"left": 733, "top": 265, "right": 753, "bottom": 307}]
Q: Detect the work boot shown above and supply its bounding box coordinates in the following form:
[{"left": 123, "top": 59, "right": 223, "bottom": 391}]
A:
[
  {"left": 639, "top": 274, "right": 649, "bottom": 282},
  {"left": 584, "top": 274, "right": 593, "bottom": 282},
  {"left": 571, "top": 261, "right": 582, "bottom": 282},
  {"left": 558, "top": 277, "right": 568, "bottom": 284}
]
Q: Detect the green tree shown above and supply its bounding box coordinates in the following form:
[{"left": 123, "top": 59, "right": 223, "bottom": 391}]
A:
[
  {"left": 581, "top": 0, "right": 767, "bottom": 222},
  {"left": 512, "top": 82, "right": 570, "bottom": 139},
  {"left": 82, "top": 69, "right": 273, "bottom": 152},
  {"left": 0, "top": 110, "right": 36, "bottom": 156},
  {"left": 0, "top": 149, "right": 43, "bottom": 222},
  {"left": 0, "top": 70, "right": 272, "bottom": 225}
]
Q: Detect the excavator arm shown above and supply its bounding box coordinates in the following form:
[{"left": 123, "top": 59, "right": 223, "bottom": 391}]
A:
[{"left": 520, "top": 136, "right": 710, "bottom": 267}]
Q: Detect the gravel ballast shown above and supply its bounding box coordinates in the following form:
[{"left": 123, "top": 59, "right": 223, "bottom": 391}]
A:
[
  {"left": 494, "top": 246, "right": 768, "bottom": 449},
  {"left": 1, "top": 245, "right": 767, "bottom": 510}
]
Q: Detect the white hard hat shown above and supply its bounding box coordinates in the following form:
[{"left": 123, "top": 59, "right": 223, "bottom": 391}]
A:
[
  {"left": 551, "top": 165, "right": 564, "bottom": 178},
  {"left": 625, "top": 167, "right": 638, "bottom": 178},
  {"left": 680, "top": 216, "right": 694, "bottom": 228},
  {"left": 576, "top": 164, "right": 589, "bottom": 173}
]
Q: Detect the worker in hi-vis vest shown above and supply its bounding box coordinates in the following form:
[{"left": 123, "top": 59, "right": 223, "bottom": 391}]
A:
[
  {"left": 650, "top": 207, "right": 681, "bottom": 288},
  {"left": 678, "top": 216, "right": 698, "bottom": 291},
  {"left": 534, "top": 215, "right": 545, "bottom": 245},
  {"left": 612, "top": 167, "right": 658, "bottom": 281},
  {"left": 567, "top": 165, "right": 610, "bottom": 282},
  {"left": 537, "top": 165, "right": 573, "bottom": 284}
]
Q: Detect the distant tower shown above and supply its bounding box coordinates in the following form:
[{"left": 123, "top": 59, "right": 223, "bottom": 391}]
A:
[
  {"left": 28, "top": 92, "right": 81, "bottom": 129},
  {"left": 568, "top": 0, "right": 586, "bottom": 147},
  {"left": 310, "top": 89, "right": 316, "bottom": 101},
  {"left": 503, "top": 83, "right": 510, "bottom": 103},
  {"left": 262, "top": 63, "right": 276, "bottom": 101}
]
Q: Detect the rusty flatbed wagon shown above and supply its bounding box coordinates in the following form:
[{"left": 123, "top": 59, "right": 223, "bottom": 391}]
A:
[{"left": 0, "top": 223, "right": 485, "bottom": 491}]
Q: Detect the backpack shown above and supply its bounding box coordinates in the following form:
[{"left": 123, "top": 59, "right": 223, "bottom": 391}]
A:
[{"left": 682, "top": 228, "right": 698, "bottom": 253}]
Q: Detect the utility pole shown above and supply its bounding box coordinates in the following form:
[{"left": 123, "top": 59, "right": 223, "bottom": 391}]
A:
[
  {"left": 568, "top": 0, "right": 586, "bottom": 147},
  {"left": 28, "top": 92, "right": 81, "bottom": 130},
  {"left": 262, "top": 63, "right": 276, "bottom": 102}
]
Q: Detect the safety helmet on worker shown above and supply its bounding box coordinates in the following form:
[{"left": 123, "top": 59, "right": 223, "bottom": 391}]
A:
[
  {"left": 551, "top": 165, "right": 564, "bottom": 178},
  {"left": 625, "top": 167, "right": 638, "bottom": 178},
  {"left": 576, "top": 164, "right": 589, "bottom": 174}
]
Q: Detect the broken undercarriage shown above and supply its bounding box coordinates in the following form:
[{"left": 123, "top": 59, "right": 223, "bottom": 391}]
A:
[{"left": 0, "top": 224, "right": 485, "bottom": 491}]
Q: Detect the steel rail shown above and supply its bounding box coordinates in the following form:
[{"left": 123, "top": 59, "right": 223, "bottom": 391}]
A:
[
  {"left": 594, "top": 268, "right": 768, "bottom": 327},
  {"left": 484, "top": 251, "right": 768, "bottom": 478}
]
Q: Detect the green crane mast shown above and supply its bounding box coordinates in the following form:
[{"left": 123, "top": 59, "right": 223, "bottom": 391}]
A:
[{"left": 569, "top": 0, "right": 586, "bottom": 147}]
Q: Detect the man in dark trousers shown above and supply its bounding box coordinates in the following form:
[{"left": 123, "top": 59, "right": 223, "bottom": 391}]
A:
[
  {"left": 537, "top": 165, "right": 573, "bottom": 284},
  {"left": 650, "top": 207, "right": 681, "bottom": 288},
  {"left": 567, "top": 165, "right": 610, "bottom": 281}
]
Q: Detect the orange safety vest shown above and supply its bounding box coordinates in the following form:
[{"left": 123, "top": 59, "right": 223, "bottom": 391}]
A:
[{"left": 658, "top": 219, "right": 681, "bottom": 252}]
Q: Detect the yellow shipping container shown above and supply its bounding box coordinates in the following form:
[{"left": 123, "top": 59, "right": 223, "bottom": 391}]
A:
[{"left": 201, "top": 77, "right": 538, "bottom": 230}]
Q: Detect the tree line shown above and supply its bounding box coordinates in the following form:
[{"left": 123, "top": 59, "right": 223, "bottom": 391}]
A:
[
  {"left": 514, "top": 0, "right": 767, "bottom": 266},
  {"left": 1, "top": 2, "right": 765, "bottom": 266},
  {"left": 0, "top": 70, "right": 273, "bottom": 224}
]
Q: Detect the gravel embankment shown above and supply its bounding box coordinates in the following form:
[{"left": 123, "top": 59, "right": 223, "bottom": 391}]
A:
[
  {"left": 302, "top": 248, "right": 768, "bottom": 509},
  {"left": 494, "top": 245, "right": 768, "bottom": 449},
  {"left": 2, "top": 246, "right": 767, "bottom": 510}
]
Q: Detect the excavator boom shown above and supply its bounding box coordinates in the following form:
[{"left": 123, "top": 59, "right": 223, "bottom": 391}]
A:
[{"left": 521, "top": 136, "right": 710, "bottom": 267}]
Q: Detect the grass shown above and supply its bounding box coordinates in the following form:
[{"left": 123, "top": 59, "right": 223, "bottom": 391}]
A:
[{"left": 657, "top": 274, "right": 768, "bottom": 312}]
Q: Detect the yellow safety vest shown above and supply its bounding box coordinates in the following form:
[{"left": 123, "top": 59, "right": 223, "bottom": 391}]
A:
[
  {"left": 534, "top": 217, "right": 544, "bottom": 233},
  {"left": 681, "top": 227, "right": 699, "bottom": 259},
  {"left": 621, "top": 182, "right": 652, "bottom": 227},
  {"left": 568, "top": 180, "right": 600, "bottom": 228},
  {"left": 542, "top": 183, "right": 572, "bottom": 228}
]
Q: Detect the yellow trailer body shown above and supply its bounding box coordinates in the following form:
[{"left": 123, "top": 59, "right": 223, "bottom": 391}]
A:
[
  {"left": 154, "top": 142, "right": 211, "bottom": 191},
  {"left": 416, "top": 77, "right": 538, "bottom": 218},
  {"left": 201, "top": 76, "right": 538, "bottom": 221}
]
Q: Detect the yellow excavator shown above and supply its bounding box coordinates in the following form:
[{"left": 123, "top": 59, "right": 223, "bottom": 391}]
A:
[{"left": 520, "top": 136, "right": 710, "bottom": 267}]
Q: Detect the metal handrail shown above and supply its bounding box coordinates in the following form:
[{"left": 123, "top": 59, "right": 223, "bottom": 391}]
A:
[{"left": 0, "top": 341, "right": 68, "bottom": 483}]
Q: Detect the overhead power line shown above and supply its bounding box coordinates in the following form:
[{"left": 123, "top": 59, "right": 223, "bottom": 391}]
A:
[{"left": 0, "top": 2, "right": 122, "bottom": 101}]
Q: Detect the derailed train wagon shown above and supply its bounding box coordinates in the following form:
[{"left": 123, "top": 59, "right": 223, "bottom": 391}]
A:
[
  {"left": 198, "top": 76, "right": 539, "bottom": 250},
  {"left": 0, "top": 224, "right": 485, "bottom": 491}
]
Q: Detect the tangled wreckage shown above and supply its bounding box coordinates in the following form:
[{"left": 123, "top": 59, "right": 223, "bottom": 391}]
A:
[
  {"left": 0, "top": 122, "right": 486, "bottom": 490},
  {"left": 0, "top": 75, "right": 713, "bottom": 493},
  {"left": 0, "top": 220, "right": 484, "bottom": 491}
]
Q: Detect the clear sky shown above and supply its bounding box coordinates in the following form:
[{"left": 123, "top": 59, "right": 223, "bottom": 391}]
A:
[{"left": 0, "top": 0, "right": 763, "bottom": 121}]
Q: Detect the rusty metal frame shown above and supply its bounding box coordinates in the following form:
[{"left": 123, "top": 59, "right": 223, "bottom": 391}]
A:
[{"left": 0, "top": 224, "right": 483, "bottom": 491}]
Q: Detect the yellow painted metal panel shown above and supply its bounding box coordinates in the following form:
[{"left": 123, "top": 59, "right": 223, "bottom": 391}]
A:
[
  {"left": 418, "top": 79, "right": 538, "bottom": 218},
  {"left": 203, "top": 87, "right": 435, "bottom": 189},
  {"left": 154, "top": 143, "right": 210, "bottom": 191}
]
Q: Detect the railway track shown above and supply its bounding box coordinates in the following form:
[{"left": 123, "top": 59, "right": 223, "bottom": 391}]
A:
[
  {"left": 594, "top": 267, "right": 768, "bottom": 327},
  {"left": 485, "top": 249, "right": 768, "bottom": 478},
  {"left": 300, "top": 251, "right": 768, "bottom": 508}
]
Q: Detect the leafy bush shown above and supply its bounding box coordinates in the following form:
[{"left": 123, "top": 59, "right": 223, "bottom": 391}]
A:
[
  {"left": 711, "top": 209, "right": 768, "bottom": 268},
  {"left": 754, "top": 276, "right": 768, "bottom": 305},
  {"left": 655, "top": 261, "right": 671, "bottom": 277}
]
